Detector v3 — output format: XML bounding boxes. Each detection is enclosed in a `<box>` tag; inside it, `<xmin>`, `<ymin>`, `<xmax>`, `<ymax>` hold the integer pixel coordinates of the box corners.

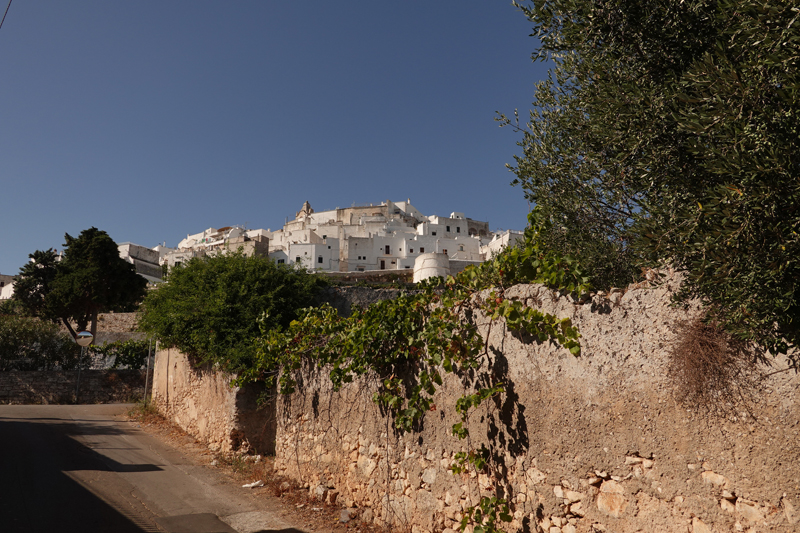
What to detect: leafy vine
<box><xmin>238</xmin><ymin>209</ymin><xmax>589</xmax><ymax>533</ymax></box>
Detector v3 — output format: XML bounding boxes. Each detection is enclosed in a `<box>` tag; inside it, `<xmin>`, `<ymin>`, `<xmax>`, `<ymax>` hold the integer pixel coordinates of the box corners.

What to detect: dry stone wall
<box><xmin>0</xmin><ymin>369</ymin><xmax>150</xmax><ymax>404</ymax></box>
<box><xmin>151</xmin><ymin>348</ymin><xmax>275</xmax><ymax>454</ymax></box>
<box><xmin>274</xmin><ymin>276</ymin><xmax>800</xmax><ymax>533</ymax></box>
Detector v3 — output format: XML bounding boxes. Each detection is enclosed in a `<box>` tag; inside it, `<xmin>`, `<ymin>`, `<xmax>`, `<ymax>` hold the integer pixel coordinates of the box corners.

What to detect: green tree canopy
<box><xmin>13</xmin><ymin>228</ymin><xmax>148</xmax><ymax>339</ymax></box>
<box><xmin>506</xmin><ymin>0</ymin><xmax>800</xmax><ymax>363</ymax></box>
<box><xmin>138</xmin><ymin>251</ymin><xmax>326</xmax><ymax>372</ymax></box>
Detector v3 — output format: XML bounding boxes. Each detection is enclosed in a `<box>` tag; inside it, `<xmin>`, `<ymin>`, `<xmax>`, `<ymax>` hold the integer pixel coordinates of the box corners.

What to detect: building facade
<box><xmin>249</xmin><ymin>200</ymin><xmax>522</xmax><ymax>273</ymax></box>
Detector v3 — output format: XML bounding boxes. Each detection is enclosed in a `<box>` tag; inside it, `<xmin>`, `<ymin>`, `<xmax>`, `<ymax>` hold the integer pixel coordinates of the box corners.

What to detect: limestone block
<box><xmin>596</xmin><ymin>480</ymin><xmax>628</xmax><ymax>518</ymax></box>
<box><xmin>526</xmin><ymin>467</ymin><xmax>547</xmax><ymax>485</ymax></box>
<box><xmin>422</xmin><ymin>467</ymin><xmax>437</xmax><ymax>485</ymax></box>
<box><xmin>327</xmin><ymin>490</ymin><xmax>339</xmax><ymax>505</ymax></box>
<box><xmin>357</xmin><ymin>456</ymin><xmax>377</xmax><ymax>478</ymax></box>
<box><xmin>702</xmin><ymin>471</ymin><xmax>729</xmax><ymax>488</ymax></box>
<box><xmin>735</xmin><ymin>499</ymin><xmax>764</xmax><ymax>523</ymax></box>
<box><xmin>721</xmin><ymin>499</ymin><xmax>735</xmax><ymax>513</ymax></box>
<box><xmin>692</xmin><ymin>517</ymin><xmax>713</xmax><ymax>533</ymax></box>
<box><xmin>783</xmin><ymin>497</ymin><xmax>797</xmax><ymax>525</ymax></box>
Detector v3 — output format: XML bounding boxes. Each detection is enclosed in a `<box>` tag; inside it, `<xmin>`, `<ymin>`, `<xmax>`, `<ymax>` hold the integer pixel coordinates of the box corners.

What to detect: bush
<box><xmin>0</xmin><ymin>315</ymin><xmax>80</xmax><ymax>371</ymax></box>
<box><xmin>88</xmin><ymin>339</ymin><xmax>151</xmax><ymax>369</ymax></box>
<box><xmin>138</xmin><ymin>251</ymin><xmax>326</xmax><ymax>372</ymax></box>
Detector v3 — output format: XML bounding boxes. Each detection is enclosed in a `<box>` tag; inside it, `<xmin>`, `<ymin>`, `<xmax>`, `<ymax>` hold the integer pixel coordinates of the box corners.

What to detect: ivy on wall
<box><xmin>239</xmin><ymin>209</ymin><xmax>589</xmax><ymax>533</ymax></box>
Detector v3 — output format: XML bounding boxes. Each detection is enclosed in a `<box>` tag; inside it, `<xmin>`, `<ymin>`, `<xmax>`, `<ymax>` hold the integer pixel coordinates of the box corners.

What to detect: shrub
<box><xmin>88</xmin><ymin>339</ymin><xmax>151</xmax><ymax>369</ymax></box>
<box><xmin>0</xmin><ymin>315</ymin><xmax>80</xmax><ymax>371</ymax></box>
<box><xmin>138</xmin><ymin>251</ymin><xmax>326</xmax><ymax>372</ymax></box>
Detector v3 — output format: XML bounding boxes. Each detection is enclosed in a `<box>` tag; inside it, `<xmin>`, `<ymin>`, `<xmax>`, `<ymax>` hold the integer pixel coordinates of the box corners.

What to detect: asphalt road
<box><xmin>0</xmin><ymin>404</ymin><xmax>299</xmax><ymax>533</ymax></box>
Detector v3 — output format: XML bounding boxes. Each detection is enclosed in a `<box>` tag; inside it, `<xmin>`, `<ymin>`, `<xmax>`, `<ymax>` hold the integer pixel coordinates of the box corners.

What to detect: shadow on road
<box><xmin>0</xmin><ymin>416</ymin><xmax>162</xmax><ymax>532</ymax></box>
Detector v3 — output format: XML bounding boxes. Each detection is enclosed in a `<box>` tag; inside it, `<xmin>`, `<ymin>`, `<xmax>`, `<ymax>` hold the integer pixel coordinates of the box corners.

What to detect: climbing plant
<box><xmin>240</xmin><ymin>209</ymin><xmax>589</xmax><ymax>533</ymax></box>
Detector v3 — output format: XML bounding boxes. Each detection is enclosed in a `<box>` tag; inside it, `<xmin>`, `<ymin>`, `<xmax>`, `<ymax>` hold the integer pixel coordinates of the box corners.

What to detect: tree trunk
<box><xmin>61</xmin><ymin>317</ymin><xmax>77</xmax><ymax>339</ymax></box>
<box><xmin>89</xmin><ymin>308</ymin><xmax>98</xmax><ymax>343</ymax></box>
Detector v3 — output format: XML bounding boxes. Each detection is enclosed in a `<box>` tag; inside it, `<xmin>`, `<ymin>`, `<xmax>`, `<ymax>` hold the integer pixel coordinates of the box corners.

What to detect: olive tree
<box><xmin>506</xmin><ymin>0</ymin><xmax>800</xmax><ymax>364</ymax></box>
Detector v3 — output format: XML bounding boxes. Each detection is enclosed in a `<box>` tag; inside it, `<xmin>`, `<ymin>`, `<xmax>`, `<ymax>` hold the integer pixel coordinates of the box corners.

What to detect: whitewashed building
<box><xmin>117</xmin><ymin>243</ymin><xmax>164</xmax><ymax>283</ymax></box>
<box><xmin>0</xmin><ymin>274</ymin><xmax>14</xmax><ymax>300</ymax></box>
<box><xmin>252</xmin><ymin>200</ymin><xmax>521</xmax><ymax>273</ymax></box>
<box><xmin>162</xmin><ymin>226</ymin><xmax>269</xmax><ymax>268</ymax></box>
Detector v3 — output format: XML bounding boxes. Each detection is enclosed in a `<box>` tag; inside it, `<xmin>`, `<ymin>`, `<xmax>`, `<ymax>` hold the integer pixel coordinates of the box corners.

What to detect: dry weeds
<box><xmin>668</xmin><ymin>316</ymin><xmax>764</xmax><ymax>418</ymax></box>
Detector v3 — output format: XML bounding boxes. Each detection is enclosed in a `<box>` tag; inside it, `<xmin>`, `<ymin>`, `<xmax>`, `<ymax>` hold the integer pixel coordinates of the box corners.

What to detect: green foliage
<box><xmin>459</xmin><ymin>496</ymin><xmax>512</xmax><ymax>533</ymax></box>
<box><xmin>244</xmin><ymin>244</ymin><xmax>583</xmax><ymax>432</ymax></box>
<box><xmin>88</xmin><ymin>339</ymin><xmax>150</xmax><ymax>369</ymax></box>
<box><xmin>242</xmin><ymin>223</ymin><xmax>585</xmax><ymax>533</ymax></box>
<box><xmin>13</xmin><ymin>249</ymin><xmax>61</xmax><ymax>319</ymax></box>
<box><xmin>139</xmin><ymin>251</ymin><xmax>326</xmax><ymax>372</ymax></box>
<box><xmin>13</xmin><ymin>228</ymin><xmax>147</xmax><ymax>338</ymax></box>
<box><xmin>0</xmin><ymin>298</ymin><xmax>23</xmax><ymax>316</ymax></box>
<box><xmin>505</xmin><ymin>0</ymin><xmax>800</xmax><ymax>363</ymax></box>
<box><xmin>0</xmin><ymin>315</ymin><xmax>80</xmax><ymax>371</ymax></box>
<box><xmin>462</xmin><ymin>209</ymin><xmax>591</xmax><ymax>296</ymax></box>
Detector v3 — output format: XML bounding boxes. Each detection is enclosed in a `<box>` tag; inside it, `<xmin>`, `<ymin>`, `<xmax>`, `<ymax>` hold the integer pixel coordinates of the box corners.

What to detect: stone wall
<box><xmin>321</xmin><ymin>270</ymin><xmax>413</xmax><ymax>284</ymax></box>
<box><xmin>0</xmin><ymin>369</ymin><xmax>151</xmax><ymax>404</ymax></box>
<box><xmin>151</xmin><ymin>348</ymin><xmax>275</xmax><ymax>454</ymax></box>
<box><xmin>316</xmin><ymin>286</ymin><xmax>402</xmax><ymax>317</ymax></box>
<box><xmin>273</xmin><ymin>276</ymin><xmax>800</xmax><ymax>533</ymax></box>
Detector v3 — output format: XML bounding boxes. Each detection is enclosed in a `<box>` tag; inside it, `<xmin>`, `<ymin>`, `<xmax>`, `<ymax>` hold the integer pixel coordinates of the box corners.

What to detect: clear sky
<box><xmin>0</xmin><ymin>1</ymin><xmax>548</xmax><ymax>275</ymax></box>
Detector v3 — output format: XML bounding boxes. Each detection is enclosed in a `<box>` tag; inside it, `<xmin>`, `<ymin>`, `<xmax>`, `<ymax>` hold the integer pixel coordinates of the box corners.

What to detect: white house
<box><xmin>253</xmin><ymin>200</ymin><xmax>518</xmax><ymax>273</ymax></box>
<box><xmin>118</xmin><ymin>243</ymin><xmax>164</xmax><ymax>283</ymax></box>
<box><xmin>0</xmin><ymin>274</ymin><xmax>14</xmax><ymax>300</ymax></box>
<box><xmin>162</xmin><ymin>226</ymin><xmax>269</xmax><ymax>268</ymax></box>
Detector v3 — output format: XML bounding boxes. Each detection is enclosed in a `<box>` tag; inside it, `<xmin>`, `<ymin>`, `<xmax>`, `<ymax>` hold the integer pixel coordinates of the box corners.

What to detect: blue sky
<box><xmin>0</xmin><ymin>1</ymin><xmax>548</xmax><ymax>275</ymax></box>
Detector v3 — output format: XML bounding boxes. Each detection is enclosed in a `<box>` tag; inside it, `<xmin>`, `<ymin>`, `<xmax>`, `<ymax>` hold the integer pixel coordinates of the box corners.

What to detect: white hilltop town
<box><xmin>0</xmin><ymin>200</ymin><xmax>523</xmax><ymax>299</ymax></box>
<box><xmin>160</xmin><ymin>199</ymin><xmax>523</xmax><ymax>276</ymax></box>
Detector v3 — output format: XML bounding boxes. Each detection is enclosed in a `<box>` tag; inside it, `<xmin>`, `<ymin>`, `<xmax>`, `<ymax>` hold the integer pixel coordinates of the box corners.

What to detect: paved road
<box><xmin>0</xmin><ymin>404</ymin><xmax>298</xmax><ymax>533</ymax></box>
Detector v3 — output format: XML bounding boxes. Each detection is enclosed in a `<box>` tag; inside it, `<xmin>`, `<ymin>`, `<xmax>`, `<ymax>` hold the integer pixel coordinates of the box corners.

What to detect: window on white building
<box><xmin>457</xmin><ymin>227</ymin><xmax>460</xmax><ymax>233</ymax></box>
<box><xmin>277</xmin><ymin>259</ymin><xmax>285</xmax><ymax>264</ymax></box>
<box><xmin>385</xmin><ymin>245</ymin><xmax>390</xmax><ymax>254</ymax></box>
<box><xmin>318</xmin><ymin>256</ymin><xmax>323</xmax><ymax>264</ymax></box>
<box><xmin>420</xmin><ymin>247</ymin><xmax>424</xmax><ymax>253</ymax></box>
<box><xmin>446</xmin><ymin>226</ymin><xmax>450</xmax><ymax>232</ymax></box>
<box><xmin>295</xmin><ymin>257</ymin><xmax>301</xmax><ymax>263</ymax></box>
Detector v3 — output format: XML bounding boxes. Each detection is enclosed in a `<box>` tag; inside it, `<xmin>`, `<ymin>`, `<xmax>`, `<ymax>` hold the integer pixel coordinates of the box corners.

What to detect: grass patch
<box><xmin>127</xmin><ymin>399</ymin><xmax>161</xmax><ymax>424</ymax></box>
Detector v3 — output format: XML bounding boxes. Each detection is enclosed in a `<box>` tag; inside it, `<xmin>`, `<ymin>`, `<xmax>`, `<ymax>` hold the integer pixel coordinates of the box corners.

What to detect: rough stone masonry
<box><xmin>272</xmin><ymin>274</ymin><xmax>800</xmax><ymax>533</ymax></box>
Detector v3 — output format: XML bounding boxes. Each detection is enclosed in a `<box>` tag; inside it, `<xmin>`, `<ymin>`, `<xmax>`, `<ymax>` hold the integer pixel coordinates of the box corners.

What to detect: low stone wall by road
<box><xmin>273</xmin><ymin>277</ymin><xmax>800</xmax><ymax>533</ymax></box>
<box><xmin>0</xmin><ymin>369</ymin><xmax>151</xmax><ymax>404</ymax></box>
<box><xmin>146</xmin><ymin>277</ymin><xmax>800</xmax><ymax>533</ymax></box>
<box><xmin>148</xmin><ymin>286</ymin><xmax>404</xmax><ymax>454</ymax></box>
<box><xmin>151</xmin><ymin>348</ymin><xmax>275</xmax><ymax>455</ymax></box>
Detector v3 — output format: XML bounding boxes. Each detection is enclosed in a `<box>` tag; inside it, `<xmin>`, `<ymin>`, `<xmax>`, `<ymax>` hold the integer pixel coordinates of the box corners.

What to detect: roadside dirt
<box><xmin>122</xmin><ymin>404</ymin><xmax>386</xmax><ymax>533</ymax></box>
